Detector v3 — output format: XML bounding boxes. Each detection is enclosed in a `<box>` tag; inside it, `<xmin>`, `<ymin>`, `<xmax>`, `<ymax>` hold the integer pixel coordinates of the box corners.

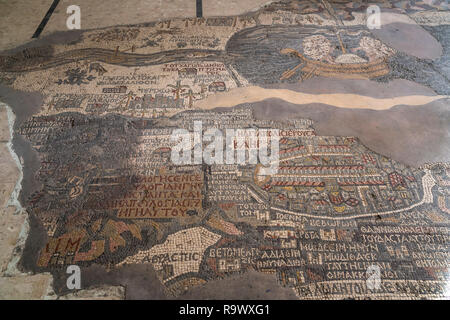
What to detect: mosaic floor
<box><xmin>0</xmin><ymin>0</ymin><xmax>449</xmax><ymax>299</ymax></box>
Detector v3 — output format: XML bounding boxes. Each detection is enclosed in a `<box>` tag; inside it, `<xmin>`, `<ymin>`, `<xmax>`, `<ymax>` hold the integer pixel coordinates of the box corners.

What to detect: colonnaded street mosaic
<box><xmin>0</xmin><ymin>0</ymin><xmax>449</xmax><ymax>299</ymax></box>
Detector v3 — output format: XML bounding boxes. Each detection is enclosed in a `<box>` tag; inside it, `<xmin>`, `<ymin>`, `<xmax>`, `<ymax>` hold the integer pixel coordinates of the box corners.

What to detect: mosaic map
<box><xmin>0</xmin><ymin>0</ymin><xmax>449</xmax><ymax>299</ymax></box>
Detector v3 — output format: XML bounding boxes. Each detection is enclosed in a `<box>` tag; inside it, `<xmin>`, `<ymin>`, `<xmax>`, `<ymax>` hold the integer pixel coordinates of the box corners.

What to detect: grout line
<box><xmin>32</xmin><ymin>0</ymin><xmax>61</xmax><ymax>39</ymax></box>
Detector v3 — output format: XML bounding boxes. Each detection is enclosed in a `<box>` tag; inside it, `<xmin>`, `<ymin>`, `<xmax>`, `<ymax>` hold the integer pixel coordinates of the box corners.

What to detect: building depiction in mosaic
<box><xmin>0</xmin><ymin>0</ymin><xmax>449</xmax><ymax>299</ymax></box>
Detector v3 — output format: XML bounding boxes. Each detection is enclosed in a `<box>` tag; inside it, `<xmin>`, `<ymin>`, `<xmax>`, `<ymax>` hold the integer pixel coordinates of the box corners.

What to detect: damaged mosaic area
<box><xmin>0</xmin><ymin>0</ymin><xmax>449</xmax><ymax>299</ymax></box>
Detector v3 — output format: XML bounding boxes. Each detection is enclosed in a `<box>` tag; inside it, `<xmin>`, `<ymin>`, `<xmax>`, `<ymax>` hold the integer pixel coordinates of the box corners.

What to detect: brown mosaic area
<box><xmin>0</xmin><ymin>0</ymin><xmax>449</xmax><ymax>299</ymax></box>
